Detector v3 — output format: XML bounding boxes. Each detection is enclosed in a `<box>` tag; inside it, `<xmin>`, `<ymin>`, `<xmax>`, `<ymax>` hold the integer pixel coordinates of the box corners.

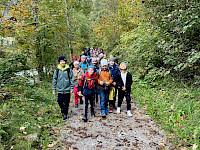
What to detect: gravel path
<box><xmin>49</xmin><ymin>98</ymin><xmax>171</xmax><ymax>150</ymax></box>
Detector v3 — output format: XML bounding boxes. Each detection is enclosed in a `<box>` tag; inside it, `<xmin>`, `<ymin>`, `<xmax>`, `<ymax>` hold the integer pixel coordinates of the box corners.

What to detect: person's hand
<box><xmin>122</xmin><ymin>87</ymin><xmax>126</xmax><ymax>91</ymax></box>
<box><xmin>70</xmin><ymin>90</ymin><xmax>73</xmax><ymax>94</ymax></box>
<box><xmin>106</xmin><ymin>82</ymin><xmax>110</xmax><ymax>86</ymax></box>
<box><xmin>100</xmin><ymin>81</ymin><xmax>104</xmax><ymax>85</ymax></box>
<box><xmin>53</xmin><ymin>91</ymin><xmax>56</xmax><ymax>97</ymax></box>
<box><xmin>113</xmin><ymin>82</ymin><xmax>116</xmax><ymax>86</ymax></box>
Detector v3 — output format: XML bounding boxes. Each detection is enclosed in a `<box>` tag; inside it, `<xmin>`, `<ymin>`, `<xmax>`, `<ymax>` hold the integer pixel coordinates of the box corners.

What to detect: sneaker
<box><xmin>82</xmin><ymin>116</ymin><xmax>88</xmax><ymax>122</ymax></box>
<box><xmin>63</xmin><ymin>115</ymin><xmax>68</xmax><ymax>121</ymax></box>
<box><xmin>102</xmin><ymin>114</ymin><xmax>106</xmax><ymax>118</ymax></box>
<box><xmin>127</xmin><ymin>110</ymin><xmax>132</xmax><ymax>116</ymax></box>
<box><xmin>75</xmin><ymin>104</ymin><xmax>78</xmax><ymax>108</ymax></box>
<box><xmin>109</xmin><ymin>108</ymin><xmax>113</xmax><ymax>113</ymax></box>
<box><xmin>117</xmin><ymin>107</ymin><xmax>120</xmax><ymax>113</ymax></box>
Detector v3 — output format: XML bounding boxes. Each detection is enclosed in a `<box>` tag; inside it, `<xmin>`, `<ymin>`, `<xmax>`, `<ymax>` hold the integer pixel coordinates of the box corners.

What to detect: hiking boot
<box><xmin>102</xmin><ymin>114</ymin><xmax>106</xmax><ymax>118</ymax></box>
<box><xmin>82</xmin><ymin>116</ymin><xmax>88</xmax><ymax>122</ymax></box>
<box><xmin>75</xmin><ymin>104</ymin><xmax>78</xmax><ymax>108</ymax></box>
<box><xmin>91</xmin><ymin>111</ymin><xmax>95</xmax><ymax>117</ymax></box>
<box><xmin>127</xmin><ymin>110</ymin><xmax>132</xmax><ymax>116</ymax></box>
<box><xmin>63</xmin><ymin>114</ymin><xmax>68</xmax><ymax>121</ymax></box>
<box><xmin>117</xmin><ymin>107</ymin><xmax>121</xmax><ymax>113</ymax></box>
<box><xmin>109</xmin><ymin>108</ymin><xmax>113</xmax><ymax>113</ymax></box>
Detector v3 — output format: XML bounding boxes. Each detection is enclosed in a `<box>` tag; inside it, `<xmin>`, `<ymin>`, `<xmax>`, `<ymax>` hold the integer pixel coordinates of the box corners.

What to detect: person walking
<box><xmin>97</xmin><ymin>59</ymin><xmax>113</xmax><ymax>118</ymax></box>
<box><xmin>78</xmin><ymin>66</ymin><xmax>97</xmax><ymax>122</ymax></box>
<box><xmin>116</xmin><ymin>62</ymin><xmax>133</xmax><ymax>116</ymax></box>
<box><xmin>52</xmin><ymin>56</ymin><xmax>74</xmax><ymax>121</ymax></box>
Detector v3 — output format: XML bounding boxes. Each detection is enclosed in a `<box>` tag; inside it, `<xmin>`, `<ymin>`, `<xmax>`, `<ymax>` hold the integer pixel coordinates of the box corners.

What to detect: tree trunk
<box><xmin>33</xmin><ymin>0</ymin><xmax>43</xmax><ymax>81</ymax></box>
<box><xmin>64</xmin><ymin>0</ymin><xmax>73</xmax><ymax>62</ymax></box>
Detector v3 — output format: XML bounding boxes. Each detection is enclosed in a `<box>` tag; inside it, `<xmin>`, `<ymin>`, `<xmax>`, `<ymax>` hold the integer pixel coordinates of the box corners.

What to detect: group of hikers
<box><xmin>52</xmin><ymin>47</ymin><xmax>133</xmax><ymax>122</ymax></box>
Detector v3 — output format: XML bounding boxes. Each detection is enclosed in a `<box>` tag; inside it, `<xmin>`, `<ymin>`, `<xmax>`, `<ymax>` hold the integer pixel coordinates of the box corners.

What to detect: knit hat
<box><xmin>88</xmin><ymin>66</ymin><xmax>94</xmax><ymax>70</ymax></box>
<box><xmin>120</xmin><ymin>62</ymin><xmax>127</xmax><ymax>70</ymax></box>
<box><xmin>99</xmin><ymin>53</ymin><xmax>104</xmax><ymax>57</ymax></box>
<box><xmin>73</xmin><ymin>55</ymin><xmax>77</xmax><ymax>60</ymax></box>
<box><xmin>73</xmin><ymin>61</ymin><xmax>79</xmax><ymax>66</ymax></box>
<box><xmin>101</xmin><ymin>59</ymin><xmax>108</xmax><ymax>67</ymax></box>
<box><xmin>109</xmin><ymin>57</ymin><xmax>115</xmax><ymax>62</ymax></box>
<box><xmin>58</xmin><ymin>56</ymin><xmax>67</xmax><ymax>63</ymax></box>
<box><xmin>81</xmin><ymin>55</ymin><xmax>86</xmax><ymax>59</ymax></box>
<box><xmin>92</xmin><ymin>57</ymin><xmax>97</xmax><ymax>62</ymax></box>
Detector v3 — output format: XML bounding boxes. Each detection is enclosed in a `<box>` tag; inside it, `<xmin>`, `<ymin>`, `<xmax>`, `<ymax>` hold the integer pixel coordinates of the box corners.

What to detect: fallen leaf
<box><xmin>161</xmin><ymin>140</ymin><xmax>167</xmax><ymax>145</ymax></box>
<box><xmin>193</xmin><ymin>143</ymin><xmax>198</xmax><ymax>150</ymax></box>
<box><xmin>23</xmin><ymin>131</ymin><xmax>27</xmax><ymax>135</ymax></box>
<box><xmin>147</xmin><ymin>136</ymin><xmax>151</xmax><ymax>139</ymax></box>
<box><xmin>180</xmin><ymin>147</ymin><xmax>187</xmax><ymax>150</ymax></box>
<box><xmin>47</xmin><ymin>141</ymin><xmax>58</xmax><ymax>148</ymax></box>
<box><xmin>53</xmin><ymin>129</ymin><xmax>60</xmax><ymax>134</ymax></box>
<box><xmin>37</xmin><ymin>117</ymin><xmax>42</xmax><ymax>122</ymax></box>
<box><xmin>19</xmin><ymin>127</ymin><xmax>26</xmax><ymax>132</ymax></box>
<box><xmin>111</xmin><ymin>129</ymin><xmax>115</xmax><ymax>132</ymax></box>
<box><xmin>88</xmin><ymin>124</ymin><xmax>93</xmax><ymax>127</ymax></box>
<box><xmin>159</xmin><ymin>143</ymin><xmax>166</xmax><ymax>149</ymax></box>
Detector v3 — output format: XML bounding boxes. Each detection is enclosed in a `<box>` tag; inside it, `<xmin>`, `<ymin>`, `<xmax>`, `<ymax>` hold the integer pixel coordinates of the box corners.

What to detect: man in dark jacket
<box><xmin>108</xmin><ymin>57</ymin><xmax>120</xmax><ymax>112</ymax></box>
<box><xmin>116</xmin><ymin>62</ymin><xmax>133</xmax><ymax>116</ymax></box>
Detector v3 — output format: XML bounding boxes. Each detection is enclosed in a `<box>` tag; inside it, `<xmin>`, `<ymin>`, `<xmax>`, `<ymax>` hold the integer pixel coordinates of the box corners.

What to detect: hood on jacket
<box><xmin>58</xmin><ymin>64</ymin><xmax>69</xmax><ymax>71</ymax></box>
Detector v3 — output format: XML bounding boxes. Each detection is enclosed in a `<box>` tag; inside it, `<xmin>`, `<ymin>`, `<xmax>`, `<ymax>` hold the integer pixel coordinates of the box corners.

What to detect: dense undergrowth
<box><xmin>0</xmin><ymin>77</ymin><xmax>65</xmax><ymax>150</ymax></box>
<box><xmin>132</xmin><ymin>78</ymin><xmax>200</xmax><ymax>149</ymax></box>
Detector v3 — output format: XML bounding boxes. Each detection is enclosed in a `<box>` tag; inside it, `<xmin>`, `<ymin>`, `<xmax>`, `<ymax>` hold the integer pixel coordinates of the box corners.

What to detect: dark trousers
<box><xmin>84</xmin><ymin>94</ymin><xmax>95</xmax><ymax>118</ymax></box>
<box><xmin>118</xmin><ymin>89</ymin><xmax>131</xmax><ymax>110</ymax></box>
<box><xmin>57</xmin><ymin>93</ymin><xmax>70</xmax><ymax>116</ymax></box>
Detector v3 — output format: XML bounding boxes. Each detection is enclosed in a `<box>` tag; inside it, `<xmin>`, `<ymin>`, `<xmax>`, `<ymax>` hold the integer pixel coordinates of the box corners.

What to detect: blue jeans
<box><xmin>99</xmin><ymin>90</ymin><xmax>109</xmax><ymax>115</ymax></box>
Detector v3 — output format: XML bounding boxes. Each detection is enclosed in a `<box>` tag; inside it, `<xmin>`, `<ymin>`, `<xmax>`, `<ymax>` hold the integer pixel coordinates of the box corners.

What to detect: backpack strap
<box><xmin>56</xmin><ymin>68</ymin><xmax>59</xmax><ymax>85</ymax></box>
<box><xmin>56</xmin><ymin>68</ymin><xmax>71</xmax><ymax>84</ymax></box>
<box><xmin>67</xmin><ymin>68</ymin><xmax>71</xmax><ymax>83</ymax></box>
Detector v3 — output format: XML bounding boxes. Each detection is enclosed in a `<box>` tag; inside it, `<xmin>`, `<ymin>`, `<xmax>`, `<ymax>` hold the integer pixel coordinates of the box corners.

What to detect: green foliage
<box><xmin>0</xmin><ymin>79</ymin><xmax>64</xmax><ymax>149</ymax></box>
<box><xmin>132</xmin><ymin>79</ymin><xmax>200</xmax><ymax>149</ymax></box>
<box><xmin>144</xmin><ymin>0</ymin><xmax>200</xmax><ymax>79</ymax></box>
<box><xmin>0</xmin><ymin>53</ymin><xmax>29</xmax><ymax>83</ymax></box>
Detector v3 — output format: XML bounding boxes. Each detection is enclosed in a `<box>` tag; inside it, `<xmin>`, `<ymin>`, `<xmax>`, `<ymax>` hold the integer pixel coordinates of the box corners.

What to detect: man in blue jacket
<box><xmin>108</xmin><ymin>57</ymin><xmax>120</xmax><ymax>112</ymax></box>
<box><xmin>52</xmin><ymin>56</ymin><xmax>74</xmax><ymax>120</ymax></box>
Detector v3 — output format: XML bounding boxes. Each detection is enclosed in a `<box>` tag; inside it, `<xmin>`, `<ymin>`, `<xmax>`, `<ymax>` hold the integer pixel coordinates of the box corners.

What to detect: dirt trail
<box><xmin>50</xmin><ymin>99</ymin><xmax>171</xmax><ymax>150</ymax></box>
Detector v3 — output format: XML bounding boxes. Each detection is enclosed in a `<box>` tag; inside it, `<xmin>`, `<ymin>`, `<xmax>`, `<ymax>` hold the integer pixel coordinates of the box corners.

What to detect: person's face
<box><xmin>60</xmin><ymin>60</ymin><xmax>66</xmax><ymax>67</ymax></box>
<box><xmin>102</xmin><ymin>65</ymin><xmax>108</xmax><ymax>70</ymax></box>
<box><xmin>81</xmin><ymin>58</ymin><xmax>86</xmax><ymax>62</ymax></box>
<box><xmin>120</xmin><ymin>64</ymin><xmax>127</xmax><ymax>70</ymax></box>
<box><xmin>109</xmin><ymin>61</ymin><xmax>114</xmax><ymax>66</ymax></box>
<box><xmin>92</xmin><ymin>61</ymin><xmax>97</xmax><ymax>65</ymax></box>
<box><xmin>74</xmin><ymin>64</ymin><xmax>79</xmax><ymax>69</ymax></box>
<box><xmin>103</xmin><ymin>54</ymin><xmax>107</xmax><ymax>59</ymax></box>
<box><xmin>88</xmin><ymin>68</ymin><xmax>94</xmax><ymax>75</ymax></box>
